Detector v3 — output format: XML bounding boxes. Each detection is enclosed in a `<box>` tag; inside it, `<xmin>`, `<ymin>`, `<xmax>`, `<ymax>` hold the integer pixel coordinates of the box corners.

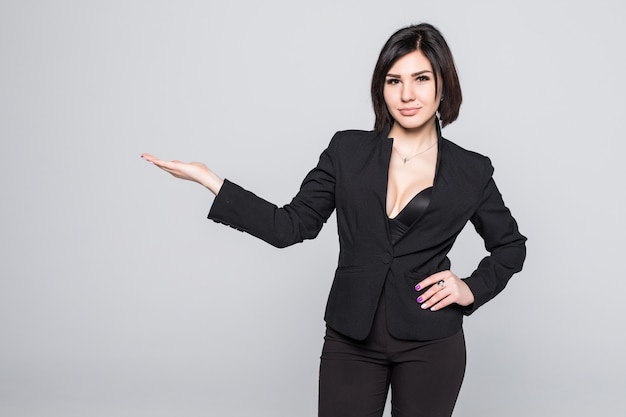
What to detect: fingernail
<box><xmin>417</xmin><ymin>297</ymin><xmax>423</xmax><ymax>303</ymax></box>
<box><xmin>421</xmin><ymin>303</ymin><xmax>428</xmax><ymax>309</ymax></box>
<box><xmin>415</xmin><ymin>284</ymin><xmax>421</xmax><ymax>291</ymax></box>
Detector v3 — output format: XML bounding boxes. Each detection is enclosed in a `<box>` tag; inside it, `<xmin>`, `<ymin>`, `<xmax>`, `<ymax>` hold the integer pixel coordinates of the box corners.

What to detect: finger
<box><xmin>152</xmin><ymin>159</ymin><xmax>180</xmax><ymax>171</ymax></box>
<box><xmin>416</xmin><ymin>281</ymin><xmax>447</xmax><ymax>306</ymax></box>
<box><xmin>141</xmin><ymin>153</ymin><xmax>159</xmax><ymax>163</ymax></box>
<box><xmin>142</xmin><ymin>154</ymin><xmax>174</xmax><ymax>170</ymax></box>
<box><xmin>429</xmin><ymin>295</ymin><xmax>454</xmax><ymax>311</ymax></box>
<box><xmin>415</xmin><ymin>277</ymin><xmax>436</xmax><ymax>292</ymax></box>
<box><xmin>415</xmin><ymin>270</ymin><xmax>449</xmax><ymax>291</ymax></box>
<box><xmin>420</xmin><ymin>288</ymin><xmax>450</xmax><ymax>310</ymax></box>
<box><xmin>158</xmin><ymin>166</ymin><xmax>178</xmax><ymax>176</ymax></box>
<box><xmin>416</xmin><ymin>272</ymin><xmax>448</xmax><ymax>295</ymax></box>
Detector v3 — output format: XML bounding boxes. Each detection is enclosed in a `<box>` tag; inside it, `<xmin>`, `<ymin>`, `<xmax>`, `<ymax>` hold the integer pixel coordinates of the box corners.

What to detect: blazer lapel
<box><xmin>376</xmin><ymin>128</ymin><xmax>394</xmax><ymax>243</ymax></box>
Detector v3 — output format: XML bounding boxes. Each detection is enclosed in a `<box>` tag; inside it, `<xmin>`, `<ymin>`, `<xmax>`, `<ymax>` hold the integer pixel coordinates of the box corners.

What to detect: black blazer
<box><xmin>208</xmin><ymin>126</ymin><xmax>526</xmax><ymax>341</ymax></box>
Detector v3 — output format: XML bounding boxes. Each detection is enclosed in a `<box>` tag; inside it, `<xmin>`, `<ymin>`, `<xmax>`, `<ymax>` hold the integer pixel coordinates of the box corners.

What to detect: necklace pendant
<box><xmin>403</xmin><ymin>158</ymin><xmax>408</xmax><ymax>164</ymax></box>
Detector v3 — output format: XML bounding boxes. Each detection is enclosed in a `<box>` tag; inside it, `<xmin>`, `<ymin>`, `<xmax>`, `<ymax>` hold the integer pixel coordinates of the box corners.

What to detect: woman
<box><xmin>142</xmin><ymin>23</ymin><xmax>526</xmax><ymax>417</ymax></box>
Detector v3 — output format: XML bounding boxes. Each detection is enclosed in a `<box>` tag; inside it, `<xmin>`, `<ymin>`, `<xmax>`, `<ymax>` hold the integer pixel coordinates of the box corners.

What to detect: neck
<box><xmin>388</xmin><ymin>116</ymin><xmax>439</xmax><ymax>151</ymax></box>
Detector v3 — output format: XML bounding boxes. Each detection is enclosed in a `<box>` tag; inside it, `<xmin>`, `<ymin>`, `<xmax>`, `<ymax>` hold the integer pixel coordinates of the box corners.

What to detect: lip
<box><xmin>399</xmin><ymin>107</ymin><xmax>420</xmax><ymax>116</ymax></box>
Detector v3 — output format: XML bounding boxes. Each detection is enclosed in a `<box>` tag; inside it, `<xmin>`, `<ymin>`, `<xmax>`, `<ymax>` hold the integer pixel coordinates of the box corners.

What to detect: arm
<box><xmin>207</xmin><ymin>139</ymin><xmax>337</xmax><ymax>248</ymax></box>
<box><xmin>141</xmin><ymin>136</ymin><xmax>338</xmax><ymax>248</ymax></box>
<box><xmin>461</xmin><ymin>174</ymin><xmax>527</xmax><ymax>314</ymax></box>
<box><xmin>415</xmin><ymin>160</ymin><xmax>527</xmax><ymax>313</ymax></box>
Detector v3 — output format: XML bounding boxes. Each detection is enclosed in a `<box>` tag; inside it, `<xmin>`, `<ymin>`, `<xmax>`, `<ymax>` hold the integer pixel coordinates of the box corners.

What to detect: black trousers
<box><xmin>318</xmin><ymin>293</ymin><xmax>466</xmax><ymax>417</ymax></box>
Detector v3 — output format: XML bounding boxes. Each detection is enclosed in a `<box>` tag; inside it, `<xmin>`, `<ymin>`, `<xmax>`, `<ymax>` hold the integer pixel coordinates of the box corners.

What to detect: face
<box><xmin>383</xmin><ymin>49</ymin><xmax>441</xmax><ymax>133</ymax></box>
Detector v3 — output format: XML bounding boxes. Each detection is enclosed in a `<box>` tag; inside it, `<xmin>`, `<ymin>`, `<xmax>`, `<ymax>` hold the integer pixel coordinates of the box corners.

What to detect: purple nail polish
<box><xmin>415</xmin><ymin>284</ymin><xmax>421</xmax><ymax>291</ymax></box>
<box><xmin>417</xmin><ymin>297</ymin><xmax>423</xmax><ymax>303</ymax></box>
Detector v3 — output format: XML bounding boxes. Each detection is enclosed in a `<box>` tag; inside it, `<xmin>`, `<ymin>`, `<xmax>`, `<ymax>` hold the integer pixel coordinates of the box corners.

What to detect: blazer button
<box><xmin>381</xmin><ymin>252</ymin><xmax>392</xmax><ymax>264</ymax></box>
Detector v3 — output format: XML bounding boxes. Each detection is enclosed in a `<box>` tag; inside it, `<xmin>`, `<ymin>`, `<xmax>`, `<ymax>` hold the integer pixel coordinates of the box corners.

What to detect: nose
<box><xmin>401</xmin><ymin>83</ymin><xmax>415</xmax><ymax>102</ymax></box>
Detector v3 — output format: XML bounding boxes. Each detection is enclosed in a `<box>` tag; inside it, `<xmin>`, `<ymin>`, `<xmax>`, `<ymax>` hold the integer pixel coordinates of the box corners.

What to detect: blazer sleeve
<box><xmin>207</xmin><ymin>135</ymin><xmax>338</xmax><ymax>248</ymax></box>
<box><xmin>462</xmin><ymin>160</ymin><xmax>527</xmax><ymax>314</ymax></box>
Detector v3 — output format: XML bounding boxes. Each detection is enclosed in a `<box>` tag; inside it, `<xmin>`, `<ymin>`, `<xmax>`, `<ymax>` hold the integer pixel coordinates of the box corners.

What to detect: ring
<box><xmin>437</xmin><ymin>280</ymin><xmax>445</xmax><ymax>288</ymax></box>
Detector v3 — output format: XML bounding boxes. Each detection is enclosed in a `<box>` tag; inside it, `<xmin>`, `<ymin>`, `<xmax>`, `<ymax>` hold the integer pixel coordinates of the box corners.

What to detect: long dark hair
<box><xmin>371</xmin><ymin>23</ymin><xmax>462</xmax><ymax>131</ymax></box>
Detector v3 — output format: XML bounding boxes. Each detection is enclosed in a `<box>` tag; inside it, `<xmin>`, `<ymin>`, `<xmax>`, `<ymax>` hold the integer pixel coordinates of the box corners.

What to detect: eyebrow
<box><xmin>386</xmin><ymin>70</ymin><xmax>433</xmax><ymax>78</ymax></box>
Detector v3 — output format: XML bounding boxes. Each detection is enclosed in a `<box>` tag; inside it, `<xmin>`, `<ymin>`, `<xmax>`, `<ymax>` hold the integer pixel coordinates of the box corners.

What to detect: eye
<box><xmin>416</xmin><ymin>75</ymin><xmax>430</xmax><ymax>82</ymax></box>
<box><xmin>385</xmin><ymin>78</ymin><xmax>400</xmax><ymax>85</ymax></box>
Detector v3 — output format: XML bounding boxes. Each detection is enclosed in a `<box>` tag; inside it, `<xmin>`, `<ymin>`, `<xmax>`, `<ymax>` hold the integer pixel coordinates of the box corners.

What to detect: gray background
<box><xmin>1</xmin><ymin>0</ymin><xmax>625</xmax><ymax>416</ymax></box>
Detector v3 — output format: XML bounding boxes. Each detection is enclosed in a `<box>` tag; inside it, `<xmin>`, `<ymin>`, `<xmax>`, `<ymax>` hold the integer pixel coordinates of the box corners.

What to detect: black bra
<box><xmin>388</xmin><ymin>186</ymin><xmax>433</xmax><ymax>244</ymax></box>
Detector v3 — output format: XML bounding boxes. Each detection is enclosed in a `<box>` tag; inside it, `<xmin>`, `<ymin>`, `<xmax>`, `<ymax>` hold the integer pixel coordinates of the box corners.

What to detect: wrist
<box><xmin>201</xmin><ymin>171</ymin><xmax>224</xmax><ymax>195</ymax></box>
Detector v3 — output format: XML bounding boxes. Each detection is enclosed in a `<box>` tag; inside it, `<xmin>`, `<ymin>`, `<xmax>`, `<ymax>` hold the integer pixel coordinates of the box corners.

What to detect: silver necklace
<box><xmin>395</xmin><ymin>141</ymin><xmax>437</xmax><ymax>164</ymax></box>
